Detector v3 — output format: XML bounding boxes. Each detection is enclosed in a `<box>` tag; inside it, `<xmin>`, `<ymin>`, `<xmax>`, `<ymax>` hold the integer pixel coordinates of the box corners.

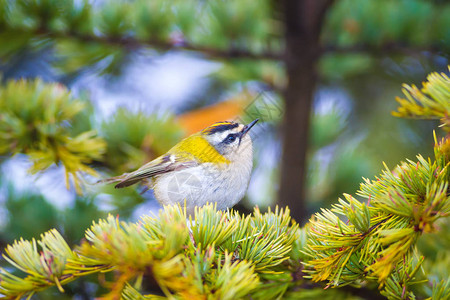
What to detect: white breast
<box><xmin>153</xmin><ymin>150</ymin><xmax>253</xmax><ymax>214</ymax></box>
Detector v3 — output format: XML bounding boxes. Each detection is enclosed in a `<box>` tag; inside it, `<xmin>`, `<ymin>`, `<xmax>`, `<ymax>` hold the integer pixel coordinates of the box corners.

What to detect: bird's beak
<box><xmin>241</xmin><ymin>119</ymin><xmax>259</xmax><ymax>136</ymax></box>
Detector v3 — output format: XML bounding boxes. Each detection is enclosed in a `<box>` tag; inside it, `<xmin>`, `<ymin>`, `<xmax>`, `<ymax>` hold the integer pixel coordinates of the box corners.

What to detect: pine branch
<box><xmin>297</xmin><ymin>72</ymin><xmax>448</xmax><ymax>298</ymax></box>
<box><xmin>0</xmin><ymin>78</ymin><xmax>106</xmax><ymax>193</ymax></box>
<box><xmin>0</xmin><ymin>205</ymin><xmax>299</xmax><ymax>299</ymax></box>
<box><xmin>0</xmin><ymin>230</ymin><xmax>84</xmax><ymax>299</ymax></box>
<box><xmin>302</xmin><ymin>135</ymin><xmax>450</xmax><ymax>298</ymax></box>
<box><xmin>1</xmin><ymin>0</ymin><xmax>447</xmax><ymax>71</ymax></box>
<box><xmin>392</xmin><ymin>68</ymin><xmax>450</xmax><ymax>132</ymax></box>
<box><xmin>301</xmin><ymin>65</ymin><xmax>450</xmax><ymax>296</ymax></box>
<box><xmin>0</xmin><ymin>81</ymin><xmax>182</xmax><ymax>195</ymax></box>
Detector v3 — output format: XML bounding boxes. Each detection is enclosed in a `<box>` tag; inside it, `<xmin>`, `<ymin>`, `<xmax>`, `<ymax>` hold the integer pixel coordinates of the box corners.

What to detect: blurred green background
<box><xmin>0</xmin><ymin>0</ymin><xmax>448</xmax><ymax>298</ymax></box>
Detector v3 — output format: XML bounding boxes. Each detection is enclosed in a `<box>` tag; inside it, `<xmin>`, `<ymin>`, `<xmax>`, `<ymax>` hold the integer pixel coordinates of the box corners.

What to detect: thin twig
<box><xmin>27</xmin><ymin>28</ymin><xmax>448</xmax><ymax>61</ymax></box>
<box><xmin>322</xmin><ymin>43</ymin><xmax>445</xmax><ymax>56</ymax></box>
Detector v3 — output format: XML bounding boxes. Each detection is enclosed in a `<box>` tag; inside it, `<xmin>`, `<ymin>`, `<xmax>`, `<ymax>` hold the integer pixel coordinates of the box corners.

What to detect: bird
<box><xmin>98</xmin><ymin>119</ymin><xmax>259</xmax><ymax>213</ymax></box>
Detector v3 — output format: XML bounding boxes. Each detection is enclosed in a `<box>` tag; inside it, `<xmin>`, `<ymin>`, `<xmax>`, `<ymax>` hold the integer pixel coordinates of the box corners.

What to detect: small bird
<box><xmin>99</xmin><ymin>119</ymin><xmax>258</xmax><ymax>213</ymax></box>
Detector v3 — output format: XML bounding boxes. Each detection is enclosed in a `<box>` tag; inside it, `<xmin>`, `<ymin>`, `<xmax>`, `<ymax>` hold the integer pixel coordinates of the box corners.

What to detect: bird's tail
<box><xmin>96</xmin><ymin>173</ymin><xmax>127</xmax><ymax>186</ymax></box>
<box><xmin>96</xmin><ymin>173</ymin><xmax>144</xmax><ymax>189</ymax></box>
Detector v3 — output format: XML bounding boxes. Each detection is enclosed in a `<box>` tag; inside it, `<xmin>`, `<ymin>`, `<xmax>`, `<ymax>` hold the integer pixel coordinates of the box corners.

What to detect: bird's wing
<box><xmin>98</xmin><ymin>154</ymin><xmax>198</xmax><ymax>188</ymax></box>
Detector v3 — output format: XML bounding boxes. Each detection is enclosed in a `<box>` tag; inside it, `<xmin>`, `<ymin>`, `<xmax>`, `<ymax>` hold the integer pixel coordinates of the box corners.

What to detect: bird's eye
<box><xmin>224</xmin><ymin>134</ymin><xmax>237</xmax><ymax>144</ymax></box>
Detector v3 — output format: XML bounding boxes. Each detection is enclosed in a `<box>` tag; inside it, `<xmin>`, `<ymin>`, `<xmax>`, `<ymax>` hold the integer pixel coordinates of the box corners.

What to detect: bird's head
<box><xmin>201</xmin><ymin>119</ymin><xmax>259</xmax><ymax>161</ymax></box>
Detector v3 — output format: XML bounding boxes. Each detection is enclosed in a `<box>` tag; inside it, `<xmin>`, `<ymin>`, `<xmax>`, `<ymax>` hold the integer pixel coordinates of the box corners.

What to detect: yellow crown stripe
<box><xmin>201</xmin><ymin>121</ymin><xmax>236</xmax><ymax>134</ymax></box>
<box><xmin>211</xmin><ymin>121</ymin><xmax>234</xmax><ymax>126</ymax></box>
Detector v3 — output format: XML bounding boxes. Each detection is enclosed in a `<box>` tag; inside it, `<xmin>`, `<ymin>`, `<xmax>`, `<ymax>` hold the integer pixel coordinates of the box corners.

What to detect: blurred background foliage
<box><xmin>0</xmin><ymin>0</ymin><xmax>448</xmax><ymax>298</ymax></box>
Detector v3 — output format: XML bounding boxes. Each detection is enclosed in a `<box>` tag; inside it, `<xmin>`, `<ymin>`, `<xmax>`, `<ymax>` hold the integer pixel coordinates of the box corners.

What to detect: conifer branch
<box><xmin>0</xmin><ymin>0</ymin><xmax>447</xmax><ymax>72</ymax></box>
<box><xmin>0</xmin><ymin>205</ymin><xmax>299</xmax><ymax>299</ymax></box>
<box><xmin>0</xmin><ymin>78</ymin><xmax>106</xmax><ymax>193</ymax></box>
<box><xmin>301</xmin><ymin>132</ymin><xmax>450</xmax><ymax>299</ymax></box>
<box><xmin>392</xmin><ymin>68</ymin><xmax>450</xmax><ymax>132</ymax></box>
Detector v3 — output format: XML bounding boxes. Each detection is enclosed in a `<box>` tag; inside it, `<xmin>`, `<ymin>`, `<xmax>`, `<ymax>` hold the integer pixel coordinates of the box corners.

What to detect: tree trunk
<box><xmin>278</xmin><ymin>0</ymin><xmax>334</xmax><ymax>224</ymax></box>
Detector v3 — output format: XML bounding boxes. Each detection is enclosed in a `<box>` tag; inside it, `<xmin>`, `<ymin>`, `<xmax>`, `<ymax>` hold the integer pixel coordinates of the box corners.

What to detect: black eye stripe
<box><xmin>223</xmin><ymin>133</ymin><xmax>238</xmax><ymax>144</ymax></box>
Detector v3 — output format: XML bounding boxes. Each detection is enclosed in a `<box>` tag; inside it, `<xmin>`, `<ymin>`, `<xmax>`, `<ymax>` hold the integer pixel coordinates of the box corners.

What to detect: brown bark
<box><xmin>278</xmin><ymin>0</ymin><xmax>334</xmax><ymax>224</ymax></box>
